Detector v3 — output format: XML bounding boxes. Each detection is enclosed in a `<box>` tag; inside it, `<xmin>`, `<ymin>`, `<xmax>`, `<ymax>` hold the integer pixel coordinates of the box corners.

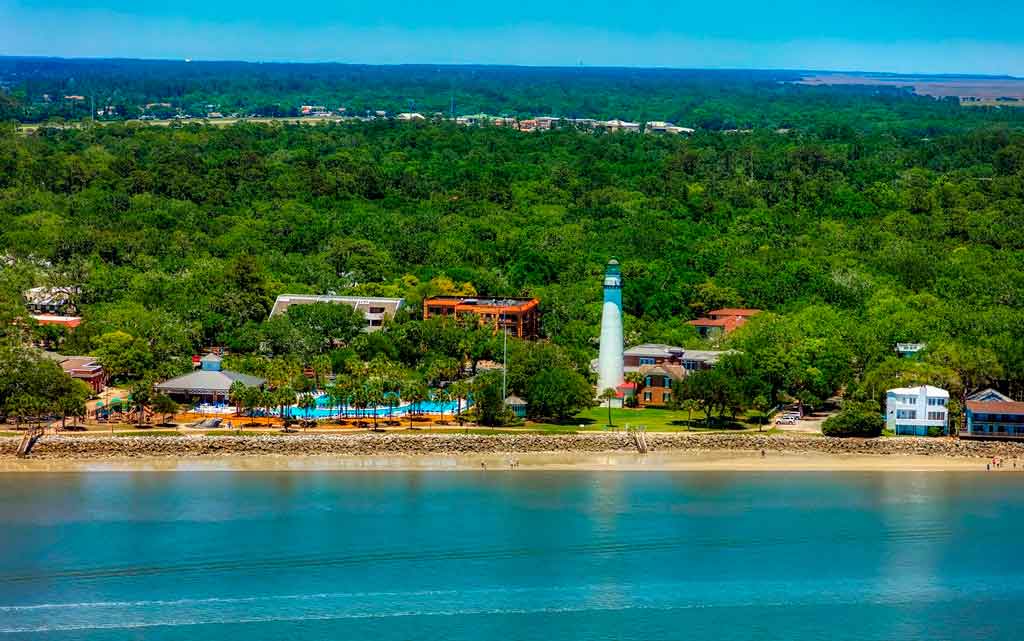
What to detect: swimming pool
<box><xmin>280</xmin><ymin>395</ymin><xmax>471</xmax><ymax>419</ymax></box>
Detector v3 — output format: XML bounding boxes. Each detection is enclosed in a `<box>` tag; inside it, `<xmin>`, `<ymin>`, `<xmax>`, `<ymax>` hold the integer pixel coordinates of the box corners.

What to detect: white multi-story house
<box><xmin>886</xmin><ymin>385</ymin><xmax>949</xmax><ymax>436</ymax></box>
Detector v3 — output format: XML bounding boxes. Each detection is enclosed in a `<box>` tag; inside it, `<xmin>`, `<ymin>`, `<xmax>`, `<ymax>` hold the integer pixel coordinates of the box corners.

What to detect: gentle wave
<box><xmin>0</xmin><ymin>524</ymin><xmax>955</xmax><ymax>585</ymax></box>
<box><xmin>1</xmin><ymin>577</ymin><xmax>1016</xmax><ymax>634</ymax></box>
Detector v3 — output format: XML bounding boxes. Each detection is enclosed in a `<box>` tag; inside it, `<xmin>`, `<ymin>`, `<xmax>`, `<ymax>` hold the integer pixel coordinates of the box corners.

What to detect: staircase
<box><xmin>16</xmin><ymin>427</ymin><xmax>44</xmax><ymax>458</ymax></box>
<box><xmin>628</xmin><ymin>427</ymin><xmax>649</xmax><ymax>454</ymax></box>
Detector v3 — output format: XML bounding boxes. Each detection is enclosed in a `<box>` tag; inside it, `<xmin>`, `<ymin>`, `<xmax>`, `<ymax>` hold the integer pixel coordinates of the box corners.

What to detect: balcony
<box><xmin>959</xmin><ymin>430</ymin><xmax>1024</xmax><ymax>441</ymax></box>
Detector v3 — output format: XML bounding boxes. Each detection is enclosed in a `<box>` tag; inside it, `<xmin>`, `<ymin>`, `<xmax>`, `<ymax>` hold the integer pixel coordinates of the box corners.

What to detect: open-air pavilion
<box><xmin>154</xmin><ymin>354</ymin><xmax>265</xmax><ymax>404</ymax></box>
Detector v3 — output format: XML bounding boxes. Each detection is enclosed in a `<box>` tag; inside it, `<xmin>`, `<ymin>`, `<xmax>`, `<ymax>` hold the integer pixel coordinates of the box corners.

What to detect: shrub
<box><xmin>822</xmin><ymin>404</ymin><xmax>884</xmax><ymax>438</ymax></box>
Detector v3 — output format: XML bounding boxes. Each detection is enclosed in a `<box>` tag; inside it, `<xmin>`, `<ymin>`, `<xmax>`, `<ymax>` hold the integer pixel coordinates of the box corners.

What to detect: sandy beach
<box><xmin>4</xmin><ymin>432</ymin><xmax>1022</xmax><ymax>473</ymax></box>
<box><xmin>0</xmin><ymin>449</ymin><xmax>1009</xmax><ymax>473</ymax></box>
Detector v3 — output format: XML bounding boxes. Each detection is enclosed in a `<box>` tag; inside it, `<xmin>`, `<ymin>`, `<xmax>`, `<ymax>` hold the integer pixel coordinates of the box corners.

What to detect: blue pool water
<box><xmin>281</xmin><ymin>395</ymin><xmax>469</xmax><ymax>418</ymax></box>
<box><xmin>1</xmin><ymin>472</ymin><xmax>1022</xmax><ymax>639</ymax></box>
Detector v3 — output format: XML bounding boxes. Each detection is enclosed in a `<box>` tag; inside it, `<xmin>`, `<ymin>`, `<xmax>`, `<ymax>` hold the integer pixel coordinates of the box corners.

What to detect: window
<box><xmin>428</xmin><ymin>307</ymin><xmax>442</xmax><ymax>316</ymax></box>
<box><xmin>927</xmin><ymin>397</ymin><xmax>947</xmax><ymax>407</ymax></box>
<box><xmin>896</xmin><ymin>409</ymin><xmax>917</xmax><ymax>419</ymax></box>
<box><xmin>663</xmin><ymin>376</ymin><xmax>671</xmax><ymax>388</ymax></box>
<box><xmin>368</xmin><ymin>319</ymin><xmax>382</xmax><ymax>327</ymax></box>
<box><xmin>645</xmin><ymin>376</ymin><xmax>652</xmax><ymax>387</ymax></box>
<box><xmin>927</xmin><ymin>411</ymin><xmax>946</xmax><ymax>421</ymax></box>
<box><xmin>643</xmin><ymin>391</ymin><xmax>652</xmax><ymax>402</ymax></box>
<box><xmin>639</xmin><ymin>357</ymin><xmax>655</xmax><ymax>365</ymax></box>
<box><xmin>368</xmin><ymin>306</ymin><xmax>385</xmax><ymax>314</ymax></box>
<box><xmin>662</xmin><ymin>392</ymin><xmax>671</xmax><ymax>403</ymax></box>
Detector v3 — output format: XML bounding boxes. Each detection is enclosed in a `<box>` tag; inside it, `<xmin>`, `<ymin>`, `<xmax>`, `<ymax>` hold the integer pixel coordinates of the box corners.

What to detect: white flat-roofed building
<box><xmin>269</xmin><ymin>295</ymin><xmax>405</xmax><ymax>331</ymax></box>
<box><xmin>645</xmin><ymin>121</ymin><xmax>695</xmax><ymax>135</ymax></box>
<box><xmin>886</xmin><ymin>385</ymin><xmax>949</xmax><ymax>436</ymax></box>
<box><xmin>600</xmin><ymin>119</ymin><xmax>641</xmax><ymax>133</ymax></box>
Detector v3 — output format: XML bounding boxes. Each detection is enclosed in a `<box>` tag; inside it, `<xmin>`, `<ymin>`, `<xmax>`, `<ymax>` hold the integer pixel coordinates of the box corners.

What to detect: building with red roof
<box><xmin>687</xmin><ymin>308</ymin><xmax>761</xmax><ymax>338</ymax></box>
<box><xmin>964</xmin><ymin>398</ymin><xmax>1024</xmax><ymax>440</ymax></box>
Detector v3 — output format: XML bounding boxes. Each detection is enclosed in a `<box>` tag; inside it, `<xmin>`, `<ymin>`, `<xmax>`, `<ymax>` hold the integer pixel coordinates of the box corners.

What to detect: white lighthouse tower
<box><xmin>596</xmin><ymin>259</ymin><xmax>624</xmax><ymax>404</ymax></box>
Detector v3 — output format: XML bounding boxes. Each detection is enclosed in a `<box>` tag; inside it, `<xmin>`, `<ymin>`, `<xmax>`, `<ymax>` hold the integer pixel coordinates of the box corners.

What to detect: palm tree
<box><xmin>333</xmin><ymin>377</ymin><xmax>351</xmax><ymax>421</ymax></box>
<box><xmin>228</xmin><ymin>381</ymin><xmax>247</xmax><ymax>417</ymax></box>
<box><xmin>276</xmin><ymin>385</ymin><xmax>296</xmax><ymax>431</ymax></box>
<box><xmin>311</xmin><ymin>354</ymin><xmax>332</xmax><ymax>390</ymax></box>
<box><xmin>599</xmin><ymin>388</ymin><xmax>618</xmax><ymax>427</ymax></box>
<box><xmin>129</xmin><ymin>379</ymin><xmax>152</xmax><ymax>428</ymax></box>
<box><xmin>365</xmin><ymin>382</ymin><xmax>385</xmax><ymax>430</ymax></box>
<box><xmin>350</xmin><ymin>384</ymin><xmax>370</xmax><ymax>428</ymax></box>
<box><xmin>625</xmin><ymin>372</ymin><xmax>645</xmax><ymax>406</ymax></box>
<box><xmin>450</xmin><ymin>381</ymin><xmax>468</xmax><ymax>426</ymax></box>
<box><xmin>297</xmin><ymin>393</ymin><xmax>318</xmax><ymax>429</ymax></box>
<box><xmin>431</xmin><ymin>388</ymin><xmax>449</xmax><ymax>425</ymax></box>
<box><xmin>404</xmin><ymin>379</ymin><xmax>428</xmax><ymax>428</ymax></box>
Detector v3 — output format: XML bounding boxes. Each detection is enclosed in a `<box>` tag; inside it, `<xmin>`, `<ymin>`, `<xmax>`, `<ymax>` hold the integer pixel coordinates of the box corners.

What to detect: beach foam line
<box><xmin>2</xmin><ymin>578</ymin><xmax>1017</xmax><ymax>634</ymax></box>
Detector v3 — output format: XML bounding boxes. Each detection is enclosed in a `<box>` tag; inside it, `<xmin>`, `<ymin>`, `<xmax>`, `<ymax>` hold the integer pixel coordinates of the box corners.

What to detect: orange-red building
<box><xmin>688</xmin><ymin>308</ymin><xmax>761</xmax><ymax>338</ymax></box>
<box><xmin>423</xmin><ymin>297</ymin><xmax>540</xmax><ymax>339</ymax></box>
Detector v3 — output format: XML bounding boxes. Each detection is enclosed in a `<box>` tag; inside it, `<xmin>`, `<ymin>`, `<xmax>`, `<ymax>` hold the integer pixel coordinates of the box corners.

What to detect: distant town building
<box><xmin>423</xmin><ymin>297</ymin><xmax>540</xmax><ymax>339</ymax></box>
<box><xmin>600</xmin><ymin>119</ymin><xmax>641</xmax><ymax>133</ymax></box>
<box><xmin>895</xmin><ymin>342</ymin><xmax>926</xmax><ymax>358</ymax></box>
<box><xmin>886</xmin><ymin>385</ymin><xmax>949</xmax><ymax>436</ymax></box>
<box><xmin>300</xmin><ymin>105</ymin><xmax>329</xmax><ymax>116</ymax></box>
<box><xmin>269</xmin><ymin>295</ymin><xmax>405</xmax><ymax>331</ymax></box>
<box><xmin>154</xmin><ymin>354</ymin><xmax>265</xmax><ymax>403</ymax></box>
<box><xmin>396</xmin><ymin>112</ymin><xmax>425</xmax><ymax>121</ymax></box>
<box><xmin>687</xmin><ymin>308</ymin><xmax>761</xmax><ymax>338</ymax></box>
<box><xmin>645</xmin><ymin>121</ymin><xmax>695</xmax><ymax>134</ymax></box>
<box><xmin>23</xmin><ymin>286</ymin><xmax>78</xmax><ymax>315</ymax></box>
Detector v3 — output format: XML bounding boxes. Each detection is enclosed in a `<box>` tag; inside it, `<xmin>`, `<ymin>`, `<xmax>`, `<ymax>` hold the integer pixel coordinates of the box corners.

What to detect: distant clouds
<box><xmin>2</xmin><ymin>1</ymin><xmax>1023</xmax><ymax>75</ymax></box>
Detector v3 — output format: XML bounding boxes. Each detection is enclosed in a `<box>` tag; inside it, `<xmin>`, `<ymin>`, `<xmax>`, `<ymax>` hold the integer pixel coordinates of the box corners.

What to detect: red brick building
<box><xmin>423</xmin><ymin>297</ymin><xmax>540</xmax><ymax>339</ymax></box>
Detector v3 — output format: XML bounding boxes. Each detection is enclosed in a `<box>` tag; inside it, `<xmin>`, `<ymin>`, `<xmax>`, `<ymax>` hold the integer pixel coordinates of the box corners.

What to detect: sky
<box><xmin>2</xmin><ymin>0</ymin><xmax>1023</xmax><ymax>75</ymax></box>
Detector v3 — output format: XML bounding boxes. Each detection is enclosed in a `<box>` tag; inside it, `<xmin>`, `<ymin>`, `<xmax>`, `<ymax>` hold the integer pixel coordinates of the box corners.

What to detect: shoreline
<box><xmin>0</xmin><ymin>450</ymin><xmax>1008</xmax><ymax>473</ymax></box>
<box><xmin>2</xmin><ymin>432</ymin><xmax>1022</xmax><ymax>472</ymax></box>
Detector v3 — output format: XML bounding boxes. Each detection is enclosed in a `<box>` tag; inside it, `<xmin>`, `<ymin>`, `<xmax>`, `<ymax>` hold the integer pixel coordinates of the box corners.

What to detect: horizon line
<box><xmin>1</xmin><ymin>54</ymin><xmax>1020</xmax><ymax>81</ymax></box>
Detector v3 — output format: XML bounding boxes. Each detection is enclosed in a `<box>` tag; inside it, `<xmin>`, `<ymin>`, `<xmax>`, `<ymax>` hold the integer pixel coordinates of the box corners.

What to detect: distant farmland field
<box><xmin>795</xmin><ymin>73</ymin><xmax>1024</xmax><ymax>106</ymax></box>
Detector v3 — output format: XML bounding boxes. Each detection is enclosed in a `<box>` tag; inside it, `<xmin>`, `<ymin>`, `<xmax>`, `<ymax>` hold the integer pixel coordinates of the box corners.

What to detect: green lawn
<box><xmin>529</xmin><ymin>406</ymin><xmax>771</xmax><ymax>432</ymax></box>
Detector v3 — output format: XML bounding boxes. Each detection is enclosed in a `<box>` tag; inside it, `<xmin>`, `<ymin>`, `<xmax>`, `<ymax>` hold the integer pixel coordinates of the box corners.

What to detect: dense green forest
<box><xmin>2</xmin><ymin>74</ymin><xmax>1024</xmax><ymax>424</ymax></box>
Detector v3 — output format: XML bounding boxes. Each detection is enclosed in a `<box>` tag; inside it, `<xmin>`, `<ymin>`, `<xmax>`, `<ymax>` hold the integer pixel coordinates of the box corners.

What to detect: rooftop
<box><xmin>967</xmin><ymin>400</ymin><xmax>1024</xmax><ymax>415</ymax></box>
<box><xmin>888</xmin><ymin>385</ymin><xmax>949</xmax><ymax>397</ymax></box>
<box><xmin>426</xmin><ymin>296</ymin><xmax>537</xmax><ymax>308</ymax></box>
<box><xmin>30</xmin><ymin>314</ymin><xmax>82</xmax><ymax>328</ymax></box>
<box><xmin>269</xmin><ymin>294</ymin><xmax>405</xmax><ymax>318</ymax></box>
<box><xmin>155</xmin><ymin>369</ymin><xmax>265</xmax><ymax>395</ymax></box>
<box><xmin>967</xmin><ymin>388</ymin><xmax>1012</xmax><ymax>402</ymax></box>
<box><xmin>708</xmin><ymin>308</ymin><xmax>762</xmax><ymax>317</ymax></box>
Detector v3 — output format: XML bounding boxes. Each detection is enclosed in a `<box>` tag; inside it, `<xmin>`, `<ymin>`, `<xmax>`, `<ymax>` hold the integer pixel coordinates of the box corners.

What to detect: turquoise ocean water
<box><xmin>0</xmin><ymin>471</ymin><xmax>1021</xmax><ymax>640</ymax></box>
